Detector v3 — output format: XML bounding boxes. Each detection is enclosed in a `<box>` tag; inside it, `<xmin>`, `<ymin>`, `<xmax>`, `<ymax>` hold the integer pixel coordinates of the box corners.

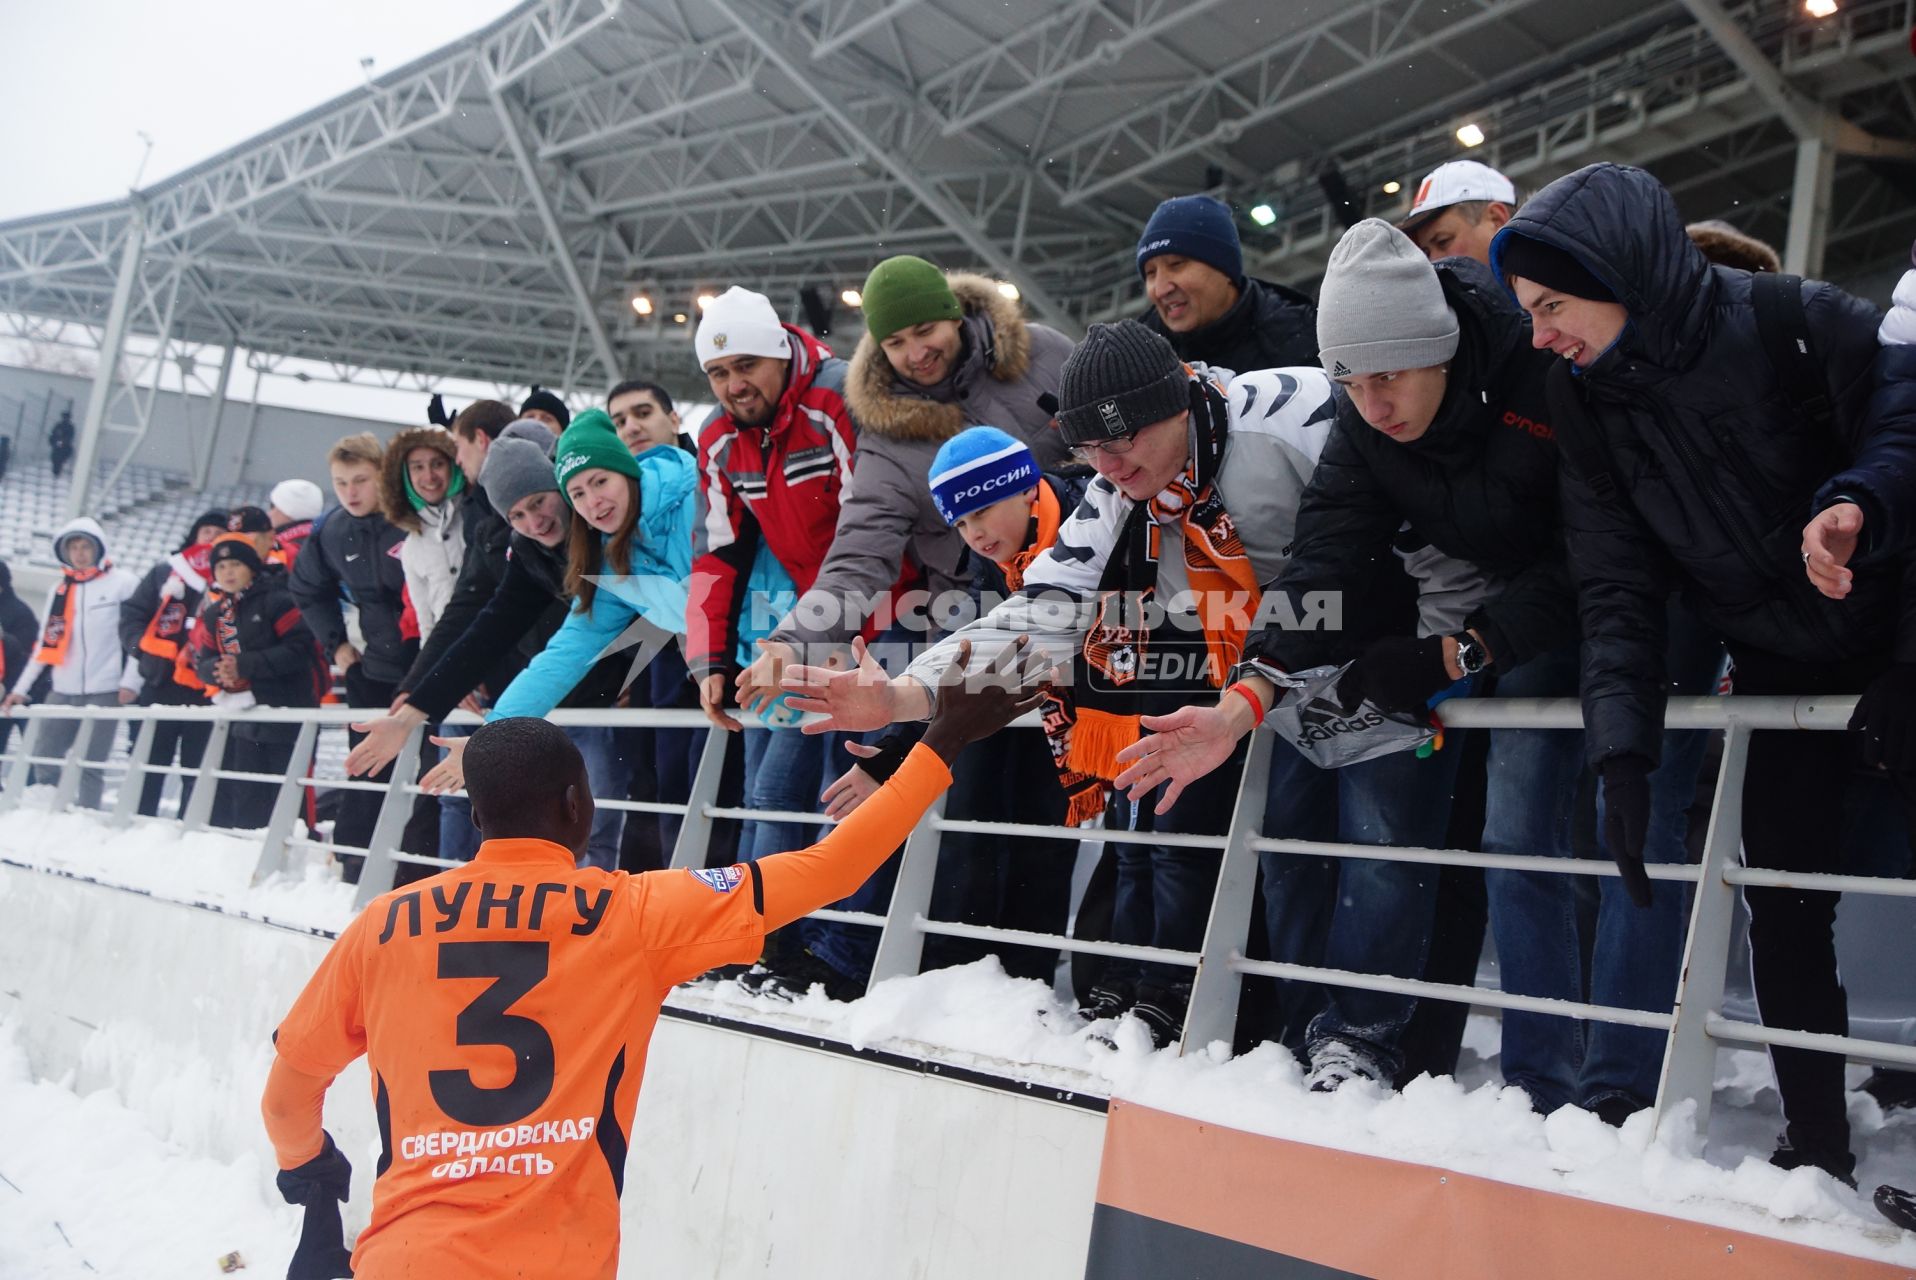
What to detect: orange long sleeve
<box><xmin>261</xmin><ymin>1055</ymin><xmax>334</xmax><ymax>1169</ymax></box>
<box><xmin>754</xmin><ymin>743</ymin><xmax>952</xmax><ymax>932</ymax></box>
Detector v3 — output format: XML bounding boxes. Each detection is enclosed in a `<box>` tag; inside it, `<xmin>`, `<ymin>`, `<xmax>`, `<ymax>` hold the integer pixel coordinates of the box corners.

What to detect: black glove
<box><xmin>288</xmin><ymin>1199</ymin><xmax>355</xmax><ymax>1280</ymax></box>
<box><xmin>279</xmin><ymin>1132</ymin><xmax>354</xmax><ymax>1280</ymax></box>
<box><xmin>1851</xmin><ymin>663</ymin><xmax>1916</xmax><ymax>773</ymax></box>
<box><xmin>426</xmin><ymin>393</ymin><xmax>451</xmax><ymax>427</ymax></box>
<box><xmin>853</xmin><ymin>728</ymin><xmax>920</xmax><ymax>785</ymax></box>
<box><xmin>1334</xmin><ymin>635</ymin><xmax>1451</xmax><ymax>715</ymax></box>
<box><xmin>1599</xmin><ymin>756</ymin><xmax>1654</xmax><ymax>909</ymax></box>
<box><xmin>277</xmin><ymin>1131</ymin><xmax>351</xmax><ymax>1207</ymax></box>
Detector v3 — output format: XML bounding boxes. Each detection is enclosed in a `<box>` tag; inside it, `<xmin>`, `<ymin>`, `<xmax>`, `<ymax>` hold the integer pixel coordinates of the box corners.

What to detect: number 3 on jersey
<box><xmin>429</xmin><ymin>940</ymin><xmax>556</xmax><ymax>1126</ymax></box>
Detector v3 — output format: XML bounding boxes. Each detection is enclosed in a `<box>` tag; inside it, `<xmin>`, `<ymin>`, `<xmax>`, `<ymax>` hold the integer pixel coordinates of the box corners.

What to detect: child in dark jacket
<box><xmin>793</xmin><ymin>428</ymin><xmax>1088</xmax><ymax>997</ymax></box>
<box><xmin>191</xmin><ymin>535</ymin><xmax>325</xmax><ymax>829</ymax></box>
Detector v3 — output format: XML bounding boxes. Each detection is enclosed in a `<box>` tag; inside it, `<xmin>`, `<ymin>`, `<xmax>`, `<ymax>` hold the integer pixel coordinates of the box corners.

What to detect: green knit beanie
<box><xmin>861</xmin><ymin>255</ymin><xmax>961</xmax><ymax>341</ymax></box>
<box><xmin>553</xmin><ymin>408</ymin><xmax>641</xmax><ymax>506</ymax></box>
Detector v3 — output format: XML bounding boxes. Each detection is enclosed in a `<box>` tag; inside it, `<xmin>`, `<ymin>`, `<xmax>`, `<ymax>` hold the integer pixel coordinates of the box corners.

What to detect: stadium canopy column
<box><xmin>66</xmin><ymin>208</ymin><xmax>145</xmax><ymax>521</ymax></box>
<box><xmin>194</xmin><ymin>339</ymin><xmax>239</xmax><ymax>490</ymax></box>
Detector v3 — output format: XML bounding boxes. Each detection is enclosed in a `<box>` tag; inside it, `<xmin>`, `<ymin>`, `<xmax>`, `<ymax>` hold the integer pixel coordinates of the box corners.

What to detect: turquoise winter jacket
<box><xmin>488</xmin><ymin>444</ymin><xmax>697</xmax><ymax>720</ymax></box>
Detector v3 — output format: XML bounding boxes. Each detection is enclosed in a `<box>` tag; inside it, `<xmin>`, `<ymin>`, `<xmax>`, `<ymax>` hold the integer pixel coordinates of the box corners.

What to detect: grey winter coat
<box><xmin>770</xmin><ymin>273</ymin><xmax>1074</xmax><ymax>650</ymax></box>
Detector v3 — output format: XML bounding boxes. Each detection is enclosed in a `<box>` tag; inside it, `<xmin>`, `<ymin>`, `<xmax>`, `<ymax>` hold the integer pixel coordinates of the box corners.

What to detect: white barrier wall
<box><xmin>0</xmin><ymin>863</ymin><xmax>1104</xmax><ymax>1279</ymax></box>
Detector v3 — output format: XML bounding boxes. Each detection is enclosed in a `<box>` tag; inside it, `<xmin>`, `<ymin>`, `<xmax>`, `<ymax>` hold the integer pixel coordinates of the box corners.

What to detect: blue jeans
<box><xmin>437</xmin><ymin>724</ymin><xmax>481</xmax><ymax>863</ymax></box>
<box><xmin>1483</xmin><ymin>625</ymin><xmax>1717</xmax><ymax>1113</ymax></box>
<box><xmin>1261</xmin><ymin>736</ymin><xmax>1463</xmax><ymax>1076</ymax></box>
<box><xmin>1105</xmin><ymin>743</ymin><xmax>1246</xmax><ymax>992</ymax></box>
<box><xmin>566</xmin><ymin>725</ymin><xmax>635</xmax><ymax>871</ymax></box>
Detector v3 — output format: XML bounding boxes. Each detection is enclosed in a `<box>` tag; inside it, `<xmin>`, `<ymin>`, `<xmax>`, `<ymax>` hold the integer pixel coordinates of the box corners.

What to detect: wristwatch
<box><xmin>1452</xmin><ymin>631</ymin><xmax>1489</xmax><ymax>676</ymax></box>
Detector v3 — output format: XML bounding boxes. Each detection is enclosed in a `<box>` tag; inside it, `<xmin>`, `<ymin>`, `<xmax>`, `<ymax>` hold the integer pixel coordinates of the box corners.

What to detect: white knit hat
<box><xmin>694</xmin><ymin>287</ymin><xmax>790</xmax><ymax>369</ymax></box>
<box><xmin>269</xmin><ymin>478</ymin><xmax>324</xmax><ymax>523</ymax></box>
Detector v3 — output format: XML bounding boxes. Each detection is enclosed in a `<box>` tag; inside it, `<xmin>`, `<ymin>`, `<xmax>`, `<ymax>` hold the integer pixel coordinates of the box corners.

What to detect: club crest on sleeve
<box><xmin>688</xmin><ymin>865</ymin><xmax>745</xmax><ymax>894</ymax></box>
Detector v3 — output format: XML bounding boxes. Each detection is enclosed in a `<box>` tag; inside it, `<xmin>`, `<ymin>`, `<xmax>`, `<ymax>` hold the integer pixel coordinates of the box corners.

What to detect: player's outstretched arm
<box><xmin>755</xmin><ymin>637</ymin><xmax>1050</xmax><ymax>932</ymax></box>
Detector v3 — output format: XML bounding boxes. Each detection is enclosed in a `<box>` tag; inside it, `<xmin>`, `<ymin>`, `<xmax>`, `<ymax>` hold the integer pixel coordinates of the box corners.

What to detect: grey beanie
<box><xmin>481</xmin><ymin>435</ymin><xmax>561</xmax><ymax>519</ymax></box>
<box><xmin>1316</xmin><ymin>218</ymin><xmax>1459</xmax><ymax>378</ymax></box>
<box><xmin>1055</xmin><ymin>320</ymin><xmax>1188</xmax><ymax>445</ymax></box>
<box><xmin>498</xmin><ymin>417</ymin><xmax>559</xmax><ymax>452</ymax></box>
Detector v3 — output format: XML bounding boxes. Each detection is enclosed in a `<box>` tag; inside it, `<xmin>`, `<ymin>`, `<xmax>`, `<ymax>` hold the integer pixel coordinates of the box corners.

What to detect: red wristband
<box><xmin>1226</xmin><ymin>681</ymin><xmax>1265</xmax><ymax>728</ymax></box>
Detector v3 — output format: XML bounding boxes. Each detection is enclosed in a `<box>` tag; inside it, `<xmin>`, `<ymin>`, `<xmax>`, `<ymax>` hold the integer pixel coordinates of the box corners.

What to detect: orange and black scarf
<box><xmin>138</xmin><ymin>545</ymin><xmax>212</xmax><ymax>662</ymax></box>
<box><xmin>36</xmin><ymin>563</ymin><xmax>109</xmax><ymax>666</ymax></box>
<box><xmin>1052</xmin><ymin>373</ymin><xmax>1257</xmax><ymax>822</ymax></box>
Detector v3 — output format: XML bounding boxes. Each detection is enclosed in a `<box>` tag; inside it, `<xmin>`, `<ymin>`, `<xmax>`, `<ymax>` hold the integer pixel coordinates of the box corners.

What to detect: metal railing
<box><xmin>1</xmin><ymin>693</ymin><xmax>1910</xmax><ymax>1150</ymax></box>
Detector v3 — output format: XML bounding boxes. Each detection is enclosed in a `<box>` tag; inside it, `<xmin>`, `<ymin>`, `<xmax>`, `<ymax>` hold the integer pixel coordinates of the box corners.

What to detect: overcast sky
<box><xmin>0</xmin><ymin>0</ymin><xmax>518</xmax><ymax>221</ymax></box>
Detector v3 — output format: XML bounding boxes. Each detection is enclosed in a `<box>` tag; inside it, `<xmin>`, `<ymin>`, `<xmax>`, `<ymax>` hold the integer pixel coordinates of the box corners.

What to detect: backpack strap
<box><xmin>1751</xmin><ymin>270</ymin><xmax>1834</xmax><ymax>437</ymax></box>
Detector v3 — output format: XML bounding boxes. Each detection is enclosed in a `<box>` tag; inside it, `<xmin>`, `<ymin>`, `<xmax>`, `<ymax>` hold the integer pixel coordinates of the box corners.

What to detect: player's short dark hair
<box><xmin>464</xmin><ymin>718</ymin><xmax>584</xmax><ymax>818</ymax></box>
<box><xmin>606</xmin><ymin>380</ymin><xmax>674</xmax><ymax>414</ymax></box>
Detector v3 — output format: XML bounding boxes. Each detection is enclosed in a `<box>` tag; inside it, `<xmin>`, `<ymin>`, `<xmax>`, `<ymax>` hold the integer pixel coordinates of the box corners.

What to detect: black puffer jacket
<box><xmin>1139</xmin><ymin>275</ymin><xmax>1318</xmax><ymax>373</ymax></box>
<box><xmin>190</xmin><ymin>577</ymin><xmax>326</xmax><ymax>742</ymax></box>
<box><xmin>120</xmin><ymin>557</ymin><xmax>211</xmax><ymax>706</ymax></box>
<box><xmin>397</xmin><ymin>484</ymin><xmax>525</xmax><ymax>701</ymax></box>
<box><xmin>1251</xmin><ymin>257</ymin><xmax>1572</xmax><ymax>675</ymax></box>
<box><xmin>287</xmin><ymin>508</ymin><xmax>412</xmax><ymax>684</ymax></box>
<box><xmin>403</xmin><ymin>530</ymin><xmax>628</xmax><ymax>721</ymax></box>
<box><xmin>1492</xmin><ymin>162</ymin><xmax>1916</xmax><ymax>766</ymax></box>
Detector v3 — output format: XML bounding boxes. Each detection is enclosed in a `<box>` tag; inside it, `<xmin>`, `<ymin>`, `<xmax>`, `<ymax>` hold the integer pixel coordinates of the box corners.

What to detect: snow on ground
<box><xmin>2</xmin><ymin>794</ymin><xmax>1914</xmax><ymax>1274</ymax></box>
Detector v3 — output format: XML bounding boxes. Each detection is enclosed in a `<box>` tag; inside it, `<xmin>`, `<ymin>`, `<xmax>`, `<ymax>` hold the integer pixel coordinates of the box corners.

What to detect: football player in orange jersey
<box><xmin>261</xmin><ymin>638</ymin><xmax>1048</xmax><ymax>1279</ymax></box>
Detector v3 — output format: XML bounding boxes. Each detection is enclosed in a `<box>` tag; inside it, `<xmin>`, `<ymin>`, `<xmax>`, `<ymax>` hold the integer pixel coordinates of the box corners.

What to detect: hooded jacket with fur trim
<box><xmin>768</xmin><ymin>274</ymin><xmax>1073</xmax><ymax>652</ymax></box>
<box><xmin>379</xmin><ymin>426</ymin><xmax>466</xmax><ymax>640</ymax></box>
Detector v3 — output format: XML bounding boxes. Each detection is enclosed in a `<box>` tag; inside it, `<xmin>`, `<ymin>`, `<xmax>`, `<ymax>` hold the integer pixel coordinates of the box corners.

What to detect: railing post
<box><xmin>0</xmin><ymin>714</ymin><xmax>44</xmax><ymax>812</ymax></box>
<box><xmin>1182</xmin><ymin>728</ymin><xmax>1274</xmax><ymax>1054</ymax></box>
<box><xmin>253</xmin><ymin>721</ymin><xmax>319</xmax><ymax>884</ymax></box>
<box><xmin>354</xmin><ymin>725</ymin><xmax>424</xmax><ymax>908</ymax></box>
<box><xmin>180</xmin><ymin>719</ymin><xmax>232</xmax><ymax>833</ymax></box>
<box><xmin>50</xmin><ymin>707</ymin><xmax>91</xmax><ymax>812</ymax></box>
<box><xmin>865</xmin><ymin>792</ymin><xmax>950</xmax><ymax>989</ymax></box>
<box><xmin>1652</xmin><ymin>722</ymin><xmax>1750</xmax><ymax>1152</ymax></box>
<box><xmin>108</xmin><ymin>714</ymin><xmax>159</xmax><ymax>828</ymax></box>
<box><xmin>668</xmin><ymin>727</ymin><xmax>729</xmax><ymax>871</ymax></box>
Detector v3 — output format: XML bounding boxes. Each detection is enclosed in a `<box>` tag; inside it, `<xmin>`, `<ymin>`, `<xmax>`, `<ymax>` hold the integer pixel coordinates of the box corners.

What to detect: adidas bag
<box><xmin>1266</xmin><ymin>664</ymin><xmax>1437</xmax><ymax>769</ymax></box>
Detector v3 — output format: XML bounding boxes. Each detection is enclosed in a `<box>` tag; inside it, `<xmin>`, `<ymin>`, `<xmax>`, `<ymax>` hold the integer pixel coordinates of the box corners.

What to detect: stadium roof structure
<box><xmin>3</xmin><ymin>0</ymin><xmax>1913</xmax><ymax>512</ymax></box>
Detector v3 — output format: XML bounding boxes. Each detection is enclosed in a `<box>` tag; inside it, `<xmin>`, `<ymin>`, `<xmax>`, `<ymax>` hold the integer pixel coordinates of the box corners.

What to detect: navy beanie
<box><xmin>1137</xmin><ymin>195</ymin><xmax>1244</xmax><ymax>283</ymax></box>
<box><xmin>927</xmin><ymin>427</ymin><xmax>1039</xmax><ymax>525</ymax></box>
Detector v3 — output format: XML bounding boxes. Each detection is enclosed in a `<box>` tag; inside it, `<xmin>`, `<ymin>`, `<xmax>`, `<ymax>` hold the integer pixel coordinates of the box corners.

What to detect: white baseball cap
<box><xmin>1398</xmin><ymin>160</ymin><xmax>1518</xmax><ymax>231</ymax></box>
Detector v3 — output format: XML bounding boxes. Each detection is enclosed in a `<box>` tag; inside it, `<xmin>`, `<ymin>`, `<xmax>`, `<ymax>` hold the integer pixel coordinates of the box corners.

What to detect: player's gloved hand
<box><xmin>277</xmin><ymin>1130</ymin><xmax>351</xmax><ymax>1206</ymax></box>
<box><xmin>1851</xmin><ymin>663</ymin><xmax>1916</xmax><ymax>773</ymax></box>
<box><xmin>1599</xmin><ymin>756</ymin><xmax>1654</xmax><ymax>909</ymax></box>
<box><xmin>279</xmin><ymin>1132</ymin><xmax>355</xmax><ymax>1279</ymax></box>
<box><xmin>1334</xmin><ymin>635</ymin><xmax>1450</xmax><ymax>716</ymax></box>
<box><xmin>426</xmin><ymin>393</ymin><xmax>451</xmax><ymax>427</ymax></box>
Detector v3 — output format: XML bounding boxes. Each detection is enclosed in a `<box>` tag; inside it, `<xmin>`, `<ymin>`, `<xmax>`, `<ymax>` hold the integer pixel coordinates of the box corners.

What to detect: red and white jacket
<box><xmin>688</xmin><ymin>326</ymin><xmax>859</xmax><ymax>680</ymax></box>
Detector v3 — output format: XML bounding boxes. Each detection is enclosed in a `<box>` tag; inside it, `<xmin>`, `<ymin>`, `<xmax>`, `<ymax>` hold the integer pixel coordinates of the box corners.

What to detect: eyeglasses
<box><xmin>1069</xmin><ymin>433</ymin><xmax>1142</xmax><ymax>462</ymax></box>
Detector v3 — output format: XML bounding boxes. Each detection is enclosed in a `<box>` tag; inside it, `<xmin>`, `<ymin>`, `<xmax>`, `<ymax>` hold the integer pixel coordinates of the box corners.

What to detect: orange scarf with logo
<box><xmin>36</xmin><ymin>564</ymin><xmax>108</xmax><ymax>666</ymax></box>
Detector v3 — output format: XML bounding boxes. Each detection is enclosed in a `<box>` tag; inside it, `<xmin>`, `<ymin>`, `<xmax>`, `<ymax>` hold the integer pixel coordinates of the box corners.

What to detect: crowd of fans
<box><xmin>4</xmin><ymin>157</ymin><xmax>1915</xmax><ymax>1198</ymax></box>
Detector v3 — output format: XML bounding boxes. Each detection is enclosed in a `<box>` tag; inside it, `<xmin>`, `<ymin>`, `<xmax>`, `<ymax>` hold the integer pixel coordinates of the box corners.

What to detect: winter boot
<box><xmin>1769</xmin><ymin>1137</ymin><xmax>1858</xmax><ymax>1189</ymax></box>
<box><xmin>1876</xmin><ymin>1184</ymin><xmax>1916</xmax><ymax>1232</ymax></box>
<box><xmin>1128</xmin><ymin>981</ymin><xmax>1190</xmax><ymax>1051</ymax></box>
<box><xmin>1307</xmin><ymin>1038</ymin><xmax>1390</xmax><ymax>1094</ymax></box>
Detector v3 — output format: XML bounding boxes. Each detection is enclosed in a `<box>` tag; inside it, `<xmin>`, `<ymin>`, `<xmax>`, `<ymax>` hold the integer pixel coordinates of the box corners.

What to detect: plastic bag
<box><xmin>1265</xmin><ymin>663</ymin><xmax>1437</xmax><ymax>769</ymax></box>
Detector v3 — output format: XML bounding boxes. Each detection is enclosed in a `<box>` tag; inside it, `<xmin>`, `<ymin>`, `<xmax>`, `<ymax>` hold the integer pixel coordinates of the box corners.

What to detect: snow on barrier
<box><xmin>5</xmin><ymin>774</ymin><xmax>1916</xmax><ymax>1276</ymax></box>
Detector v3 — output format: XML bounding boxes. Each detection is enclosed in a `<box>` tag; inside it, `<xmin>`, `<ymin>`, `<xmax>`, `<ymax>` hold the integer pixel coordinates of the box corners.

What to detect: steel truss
<box><xmin>0</xmin><ymin>0</ymin><xmax>1907</xmax><ymax>492</ymax></box>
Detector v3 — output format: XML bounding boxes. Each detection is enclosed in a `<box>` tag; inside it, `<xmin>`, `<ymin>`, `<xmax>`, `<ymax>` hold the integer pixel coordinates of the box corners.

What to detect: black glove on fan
<box><xmin>1599</xmin><ymin>755</ymin><xmax>1654</xmax><ymax>909</ymax></box>
<box><xmin>1850</xmin><ymin>663</ymin><xmax>1916</xmax><ymax>774</ymax></box>
<box><xmin>1334</xmin><ymin>635</ymin><xmax>1451</xmax><ymax>716</ymax></box>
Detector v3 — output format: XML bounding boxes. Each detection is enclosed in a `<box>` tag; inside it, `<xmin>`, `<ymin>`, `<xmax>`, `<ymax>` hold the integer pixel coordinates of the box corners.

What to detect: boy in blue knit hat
<box><xmin>817</xmin><ymin>426</ymin><xmax>1089</xmax><ymax>985</ymax></box>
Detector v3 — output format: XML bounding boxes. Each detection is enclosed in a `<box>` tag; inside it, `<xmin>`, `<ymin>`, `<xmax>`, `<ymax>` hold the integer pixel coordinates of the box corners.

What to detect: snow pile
<box><xmin>3</xmin><ymin>796</ymin><xmax>1914</xmax><ymax>1272</ymax></box>
<box><xmin>0</xmin><ymin>1021</ymin><xmax>300</xmax><ymax>1280</ymax></box>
